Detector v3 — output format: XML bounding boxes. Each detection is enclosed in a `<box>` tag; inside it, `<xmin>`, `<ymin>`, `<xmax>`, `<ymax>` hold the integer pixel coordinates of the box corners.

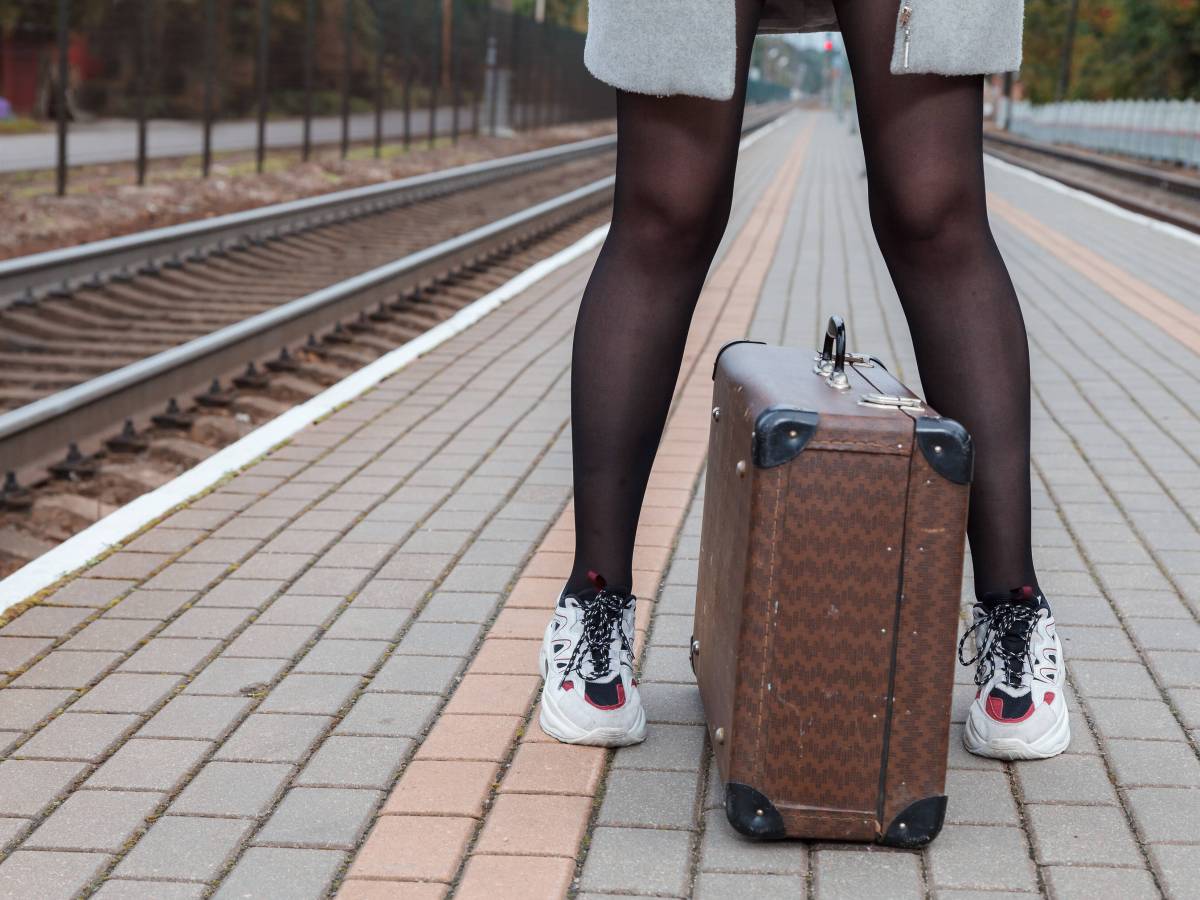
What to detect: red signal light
<box><xmin>823</xmin><ymin>38</ymin><xmax>834</xmax><ymax>52</ymax></box>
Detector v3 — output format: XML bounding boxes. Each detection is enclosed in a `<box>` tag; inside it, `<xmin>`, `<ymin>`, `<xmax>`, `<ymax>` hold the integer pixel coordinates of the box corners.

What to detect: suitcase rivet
<box><xmin>736</xmin><ymin>460</ymin><xmax>746</xmax><ymax>477</ymax></box>
<box><xmin>899</xmin><ymin>822</ymin><xmax>908</xmax><ymax>830</ymax></box>
<box><xmin>756</xmin><ymin>808</ymin><xmax>764</xmax><ymax>816</ymax></box>
<box><xmin>715</xmin><ymin>727</ymin><xmax>725</xmax><ymax>744</ymax></box>
<box><xmin>712</xmin><ymin>406</ymin><xmax>720</xmax><ymax>421</ymax></box>
<box><xmin>691</xmin><ymin>640</ymin><xmax>700</xmax><ymax>655</ymax></box>
<box><xmin>934</xmin><ymin>444</ymin><xmax>944</xmax><ymax>454</ymax></box>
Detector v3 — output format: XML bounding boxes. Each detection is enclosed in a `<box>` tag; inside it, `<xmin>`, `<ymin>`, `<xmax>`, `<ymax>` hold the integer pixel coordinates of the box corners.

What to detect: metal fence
<box><xmin>0</xmin><ymin>0</ymin><xmax>614</xmax><ymax>194</ymax></box>
<box><xmin>1009</xmin><ymin>98</ymin><xmax>1200</xmax><ymax>169</ymax></box>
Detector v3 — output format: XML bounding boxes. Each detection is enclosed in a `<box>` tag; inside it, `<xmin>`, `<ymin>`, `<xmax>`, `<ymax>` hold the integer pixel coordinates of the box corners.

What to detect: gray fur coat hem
<box><xmin>584</xmin><ymin>0</ymin><xmax>1024</xmax><ymax>101</ymax></box>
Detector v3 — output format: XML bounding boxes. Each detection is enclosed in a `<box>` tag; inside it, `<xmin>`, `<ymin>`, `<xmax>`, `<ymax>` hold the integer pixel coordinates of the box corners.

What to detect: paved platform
<box><xmin>0</xmin><ymin>110</ymin><xmax>1196</xmax><ymax>899</ymax></box>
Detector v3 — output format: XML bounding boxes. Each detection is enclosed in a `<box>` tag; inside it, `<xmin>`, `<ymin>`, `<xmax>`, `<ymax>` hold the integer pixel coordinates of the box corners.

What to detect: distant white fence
<box><xmin>1008</xmin><ymin>99</ymin><xmax>1200</xmax><ymax>168</ymax></box>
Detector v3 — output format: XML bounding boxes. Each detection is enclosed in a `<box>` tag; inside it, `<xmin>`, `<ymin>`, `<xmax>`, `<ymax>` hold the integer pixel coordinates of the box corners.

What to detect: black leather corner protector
<box><xmin>725</xmin><ymin>783</ymin><xmax>787</xmax><ymax>840</ymax></box>
<box><xmin>881</xmin><ymin>795</ymin><xmax>947</xmax><ymax>848</ymax></box>
<box><xmin>688</xmin><ymin>634</ymin><xmax>697</xmax><ymax>675</ymax></box>
<box><xmin>915</xmin><ymin>416</ymin><xmax>974</xmax><ymax>484</ymax></box>
<box><xmin>868</xmin><ymin>355</ymin><xmax>889</xmax><ymax>371</ymax></box>
<box><xmin>753</xmin><ymin>408</ymin><xmax>820</xmax><ymax>468</ymax></box>
<box><xmin>712</xmin><ymin>339</ymin><xmax>767</xmax><ymax>381</ymax></box>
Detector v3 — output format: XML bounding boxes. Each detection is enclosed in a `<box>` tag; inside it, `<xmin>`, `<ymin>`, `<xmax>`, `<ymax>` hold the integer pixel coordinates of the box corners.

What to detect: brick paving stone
<box><xmin>500</xmin><ymin>742</ymin><xmax>606</xmax><ymax>797</ymax></box>
<box><xmin>490</xmin><ymin>608</ymin><xmax>550</xmax><ymax>640</ymax></box>
<box><xmin>113</xmin><ymin>815</ymin><xmax>253</xmax><ymax>882</ymax></box>
<box><xmin>290</xmin><ymin>567</ymin><xmax>372</xmax><ymax>597</ymax></box>
<box><xmin>1125</xmin><ymin>786</ymin><xmax>1200</xmax><ymax>843</ymax></box>
<box><xmin>345</xmin><ymin>815</ymin><xmax>475</xmax><ymax>882</ymax></box>
<box><xmin>138</xmin><ymin>694</ymin><xmax>252</xmax><ymax>740</ymax></box>
<box><xmin>224</xmin><ymin>624</ymin><xmax>318</xmax><ymax>659</ymax></box>
<box><xmin>1</xmin><ymin>606</ymin><xmax>92</xmax><ymax>637</ymax></box>
<box><xmin>414</xmin><ymin>715</ymin><xmax>522</xmax><ymax>763</ymax></box>
<box><xmin>1013</xmin><ymin>753</ymin><xmax>1118</xmax><ymax>805</ymax></box>
<box><xmin>0</xmin><ymin>688</ymin><xmax>72</xmax><ymax>730</ymax></box>
<box><xmin>260</xmin><ymin>529</ymin><xmax>340</xmax><ymax>555</ymax></box>
<box><xmin>698</xmin><ymin>809</ymin><xmax>807</xmax><ymax>874</ymax></box>
<box><xmin>1147</xmin><ymin>651</ymin><xmax>1200</xmax><ymax>688</ymax></box>
<box><xmin>370</xmin><ymin>654</ymin><xmax>462</xmax><ymax>694</ymax></box>
<box><xmin>126</xmin><ymin>528</ymin><xmax>207</xmax><ymax>554</ymax></box>
<box><xmin>354</xmin><ymin>579</ymin><xmax>432</xmax><ymax>609</ymax></box>
<box><xmin>1025</xmin><ymin>804</ymin><xmax>1142</xmax><ymax>866</ymax></box>
<box><xmin>473</xmin><ymin>793</ymin><xmax>592</xmax><ymax>857</ymax></box>
<box><xmin>639</xmin><ymin>643</ymin><xmax>696</xmax><ymax>684</ymax></box>
<box><xmin>296</xmin><ymin>736</ymin><xmax>413</xmax><ymax>789</ymax></box>
<box><xmin>320</xmin><ymin>543</ymin><xmax>394</xmax><ymax>569</ymax></box>
<box><xmin>1060</xmin><ymin>627</ymin><xmax>1140</xmax><ymax>662</ymax></box>
<box><xmin>1106</xmin><ymin>738</ymin><xmax>1200</xmax><ymax>787</ymax></box>
<box><xmin>611</xmin><ymin>723</ymin><xmax>706</xmax><ymax>773</ymax></box>
<box><xmin>468</xmin><ymin>638</ymin><xmax>539</xmax><ymax>675</ymax></box>
<box><xmin>456</xmin><ymin>854</ymin><xmax>575</xmax><ymax>899</ymax></box>
<box><xmin>257</xmin><ymin>787</ymin><xmax>383</xmax><ymax>849</ymax></box>
<box><xmin>383</xmin><ymin>760</ymin><xmax>498</xmax><ymax>818</ymax></box>
<box><xmin>0</xmin><ymin>850</ymin><xmax>110</xmax><ymax>900</ymax></box>
<box><xmin>73</xmin><ymin>673</ymin><xmax>182</xmax><ymax>713</ymax></box>
<box><xmin>60</xmin><ymin>618</ymin><xmax>157</xmax><ymax>651</ymax></box>
<box><xmin>326</xmin><ymin>608</ymin><xmax>411</xmax><ymax>641</ymax></box>
<box><xmin>1147</xmin><ymin>843</ymin><xmax>1200</xmax><ymax>900</ymax></box>
<box><xmin>120</xmin><ymin>638</ymin><xmax>219</xmax><ymax>674</ymax></box>
<box><xmin>1042</xmin><ymin>865</ymin><xmax>1159</xmax><ymax>900</ymax></box>
<box><xmin>12</xmin><ymin>649</ymin><xmax>120</xmax><ymax>688</ymax></box>
<box><xmin>217</xmin><ymin>713</ymin><xmax>333</xmax><ymax>763</ymax></box>
<box><xmin>0</xmin><ymin>759</ymin><xmax>86</xmax><ymax>815</ymax></box>
<box><xmin>442</xmin><ymin>674</ymin><xmax>539</xmax><ymax>716</ymax></box>
<box><xmin>23</xmin><ymin>789</ymin><xmax>163</xmax><ymax>852</ymax></box>
<box><xmin>196</xmin><ymin>579</ymin><xmax>284</xmax><ymax>609</ymax></box>
<box><xmin>213</xmin><ymin>847</ymin><xmax>345</xmax><ymax>899</ymax></box>
<box><xmin>170</xmin><ymin>761</ymin><xmax>293</xmax><ymax>817</ymax></box>
<box><xmin>1086</xmin><ymin>697</ymin><xmax>1185</xmax><ymax>741</ymax></box>
<box><xmin>15</xmin><ymin>711</ymin><xmax>140</xmax><ymax>762</ymax></box>
<box><xmin>179</xmin><ymin>539</ymin><xmax>260</xmax><ymax>565</ymax></box>
<box><xmin>927</xmin><ymin>825</ymin><xmax>1038</xmax><ymax>891</ymax></box>
<box><xmin>184</xmin><ymin>657</ymin><xmax>288</xmax><ymax>695</ymax></box>
<box><xmin>106</xmin><ymin>589</ymin><xmax>196</xmax><ymax>620</ymax></box>
<box><xmin>336</xmin><ymin>693</ymin><xmax>441</xmax><ymax>738</ymax></box>
<box><xmin>86</xmin><ymin>738</ymin><xmax>211</xmax><ymax>791</ymax></box>
<box><xmin>1070</xmin><ymin>660</ymin><xmax>1162</xmax><ymax>699</ymax></box>
<box><xmin>92</xmin><ymin>880</ymin><xmax>207</xmax><ymax>899</ymax></box>
<box><xmin>88</xmin><ymin>552</ymin><xmax>170</xmax><ymax>580</ymax></box>
<box><xmin>256</xmin><ymin>593</ymin><xmax>344</xmax><ymax>626</ymax></box>
<box><xmin>395</xmin><ymin>622</ymin><xmax>482</xmax><ymax>657</ymax></box>
<box><xmin>640</xmin><ymin>681</ymin><xmax>707</xmax><ymax>725</ymax></box>
<box><xmin>420</xmin><ymin>592</ymin><xmax>499</xmax><ymax>628</ymax></box>
<box><xmin>228</xmin><ymin>552</ymin><xmax>313</xmax><ymax>582</ymax></box>
<box><xmin>295</xmin><ymin>638</ymin><xmax>389</xmax><ymax>675</ymax></box>
<box><xmin>160</xmin><ymin>607</ymin><xmax>252</xmax><ymax>639</ymax></box>
<box><xmin>144</xmin><ymin>563</ymin><xmax>229</xmax><ymax>592</ymax></box>
<box><xmin>258</xmin><ymin>673</ymin><xmax>360</xmax><ymax>715</ymax></box>
<box><xmin>596</xmin><ymin>768</ymin><xmax>698</xmax><ymax>829</ymax></box>
<box><xmin>579</xmin><ymin>826</ymin><xmax>692</xmax><ymax>896</ymax></box>
<box><xmin>1125</xmin><ymin>617</ymin><xmax>1200</xmax><ymax>651</ymax></box>
<box><xmin>45</xmin><ymin>578</ymin><xmax>136</xmax><ymax>607</ymax></box>
<box><xmin>697</xmin><ymin>872</ymin><xmax>809</xmax><ymax>900</ymax></box>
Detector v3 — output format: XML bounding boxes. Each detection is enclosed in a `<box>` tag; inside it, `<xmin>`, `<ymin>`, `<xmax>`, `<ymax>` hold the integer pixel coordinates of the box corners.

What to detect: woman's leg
<box><xmin>833</xmin><ymin>1</ymin><xmax>1069</xmax><ymax>759</ymax></box>
<box><xmin>831</xmin><ymin>0</ymin><xmax>1037</xmax><ymax>601</ymax></box>
<box><xmin>566</xmin><ymin>1</ymin><xmax>764</xmax><ymax>596</ymax></box>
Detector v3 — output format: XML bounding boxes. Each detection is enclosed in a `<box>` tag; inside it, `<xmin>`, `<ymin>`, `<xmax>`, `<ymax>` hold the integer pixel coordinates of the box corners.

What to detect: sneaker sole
<box><xmin>962</xmin><ymin>700</ymin><xmax>1071</xmax><ymax>760</ymax></box>
<box><xmin>538</xmin><ymin>648</ymin><xmax>647</xmax><ymax>747</ymax></box>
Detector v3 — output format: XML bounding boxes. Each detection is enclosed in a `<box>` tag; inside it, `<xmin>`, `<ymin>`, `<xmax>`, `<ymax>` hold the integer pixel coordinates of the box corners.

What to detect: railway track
<box><xmin>984</xmin><ymin>129</ymin><xmax>1200</xmax><ymax>233</ymax></box>
<box><xmin>0</xmin><ymin>107</ymin><xmax>787</xmax><ymax>578</ymax></box>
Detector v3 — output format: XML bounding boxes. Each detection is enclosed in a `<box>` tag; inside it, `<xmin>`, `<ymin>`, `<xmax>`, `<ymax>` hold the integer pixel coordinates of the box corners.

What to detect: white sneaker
<box><xmin>960</xmin><ymin>586</ymin><xmax>1071</xmax><ymax>760</ymax></box>
<box><xmin>538</xmin><ymin>570</ymin><xmax>646</xmax><ymax>747</ymax></box>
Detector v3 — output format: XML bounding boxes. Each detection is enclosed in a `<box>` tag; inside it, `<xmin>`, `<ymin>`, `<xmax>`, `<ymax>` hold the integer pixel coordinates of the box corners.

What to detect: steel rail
<box><xmin>0</xmin><ymin>133</ymin><xmax>618</xmax><ymax>308</ymax></box>
<box><xmin>0</xmin><ymin>176</ymin><xmax>615</xmax><ymax>476</ymax></box>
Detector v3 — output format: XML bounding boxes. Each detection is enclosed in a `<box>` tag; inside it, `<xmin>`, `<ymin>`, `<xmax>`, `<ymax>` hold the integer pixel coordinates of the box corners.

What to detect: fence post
<box><xmin>450</xmin><ymin>0</ymin><xmax>459</xmax><ymax>143</ymax></box>
<box><xmin>429</xmin><ymin>0</ymin><xmax>441</xmax><ymax>148</ymax></box>
<box><xmin>136</xmin><ymin>0</ymin><xmax>150</xmax><ymax>186</ymax></box>
<box><xmin>55</xmin><ymin>0</ymin><xmax>69</xmax><ymax>196</ymax></box>
<box><xmin>302</xmin><ymin>0</ymin><xmax>315</xmax><ymax>161</ymax></box>
<box><xmin>374</xmin><ymin>1</ymin><xmax>384</xmax><ymax>158</ymax></box>
<box><xmin>255</xmin><ymin>0</ymin><xmax>269</xmax><ymax>173</ymax></box>
<box><xmin>202</xmin><ymin>0</ymin><xmax>216</xmax><ymax>176</ymax></box>
<box><xmin>341</xmin><ymin>0</ymin><xmax>353</xmax><ymax>159</ymax></box>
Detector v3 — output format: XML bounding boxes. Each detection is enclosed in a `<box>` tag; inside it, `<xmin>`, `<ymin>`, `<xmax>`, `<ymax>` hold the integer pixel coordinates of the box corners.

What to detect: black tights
<box><xmin>567</xmin><ymin>0</ymin><xmax>1039</xmax><ymax>603</ymax></box>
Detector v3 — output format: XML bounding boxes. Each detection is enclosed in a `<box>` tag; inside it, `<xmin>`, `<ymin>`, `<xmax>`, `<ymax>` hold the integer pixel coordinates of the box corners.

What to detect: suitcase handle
<box><xmin>815</xmin><ymin>315</ymin><xmax>850</xmax><ymax>390</ymax></box>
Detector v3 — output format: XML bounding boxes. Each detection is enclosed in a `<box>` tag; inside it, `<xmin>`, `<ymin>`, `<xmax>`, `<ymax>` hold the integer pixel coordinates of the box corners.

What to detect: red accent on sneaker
<box><xmin>562</xmin><ymin>681</ymin><xmax>574</xmax><ymax>692</ymax></box>
<box><xmin>587</xmin><ymin>570</ymin><xmax>607</xmax><ymax>590</ymax></box>
<box><xmin>1045</xmin><ymin>691</ymin><xmax>1056</xmax><ymax>705</ymax></box>
<box><xmin>986</xmin><ymin>694</ymin><xmax>1036</xmax><ymax>723</ymax></box>
<box><xmin>585</xmin><ymin>681</ymin><xmax>626</xmax><ymax>711</ymax></box>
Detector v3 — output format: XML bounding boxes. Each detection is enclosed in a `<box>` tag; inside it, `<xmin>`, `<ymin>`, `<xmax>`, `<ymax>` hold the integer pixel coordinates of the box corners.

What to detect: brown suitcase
<box><xmin>691</xmin><ymin>316</ymin><xmax>972</xmax><ymax>848</ymax></box>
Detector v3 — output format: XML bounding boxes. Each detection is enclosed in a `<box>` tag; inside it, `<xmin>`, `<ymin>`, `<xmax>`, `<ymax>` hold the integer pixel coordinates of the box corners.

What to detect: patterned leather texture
<box><xmin>695</xmin><ymin>341</ymin><xmax>969</xmax><ymax>843</ymax></box>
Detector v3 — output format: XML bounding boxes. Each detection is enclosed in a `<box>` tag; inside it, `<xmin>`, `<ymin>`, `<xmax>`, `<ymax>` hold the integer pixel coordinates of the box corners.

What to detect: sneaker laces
<box><xmin>957</xmin><ymin>586</ymin><xmax>1041</xmax><ymax>690</ymax></box>
<box><xmin>559</xmin><ymin>570</ymin><xmax>635</xmax><ymax>688</ymax></box>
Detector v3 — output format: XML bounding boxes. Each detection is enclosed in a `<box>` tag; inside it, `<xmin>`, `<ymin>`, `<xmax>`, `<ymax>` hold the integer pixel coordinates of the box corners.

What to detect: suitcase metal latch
<box><xmin>859</xmin><ymin>393</ymin><xmax>925</xmax><ymax>412</ymax></box>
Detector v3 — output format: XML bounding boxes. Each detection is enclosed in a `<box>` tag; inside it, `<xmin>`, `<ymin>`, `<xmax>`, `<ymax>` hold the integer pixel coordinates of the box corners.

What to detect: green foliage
<box><xmin>1023</xmin><ymin>0</ymin><xmax>1200</xmax><ymax>101</ymax></box>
